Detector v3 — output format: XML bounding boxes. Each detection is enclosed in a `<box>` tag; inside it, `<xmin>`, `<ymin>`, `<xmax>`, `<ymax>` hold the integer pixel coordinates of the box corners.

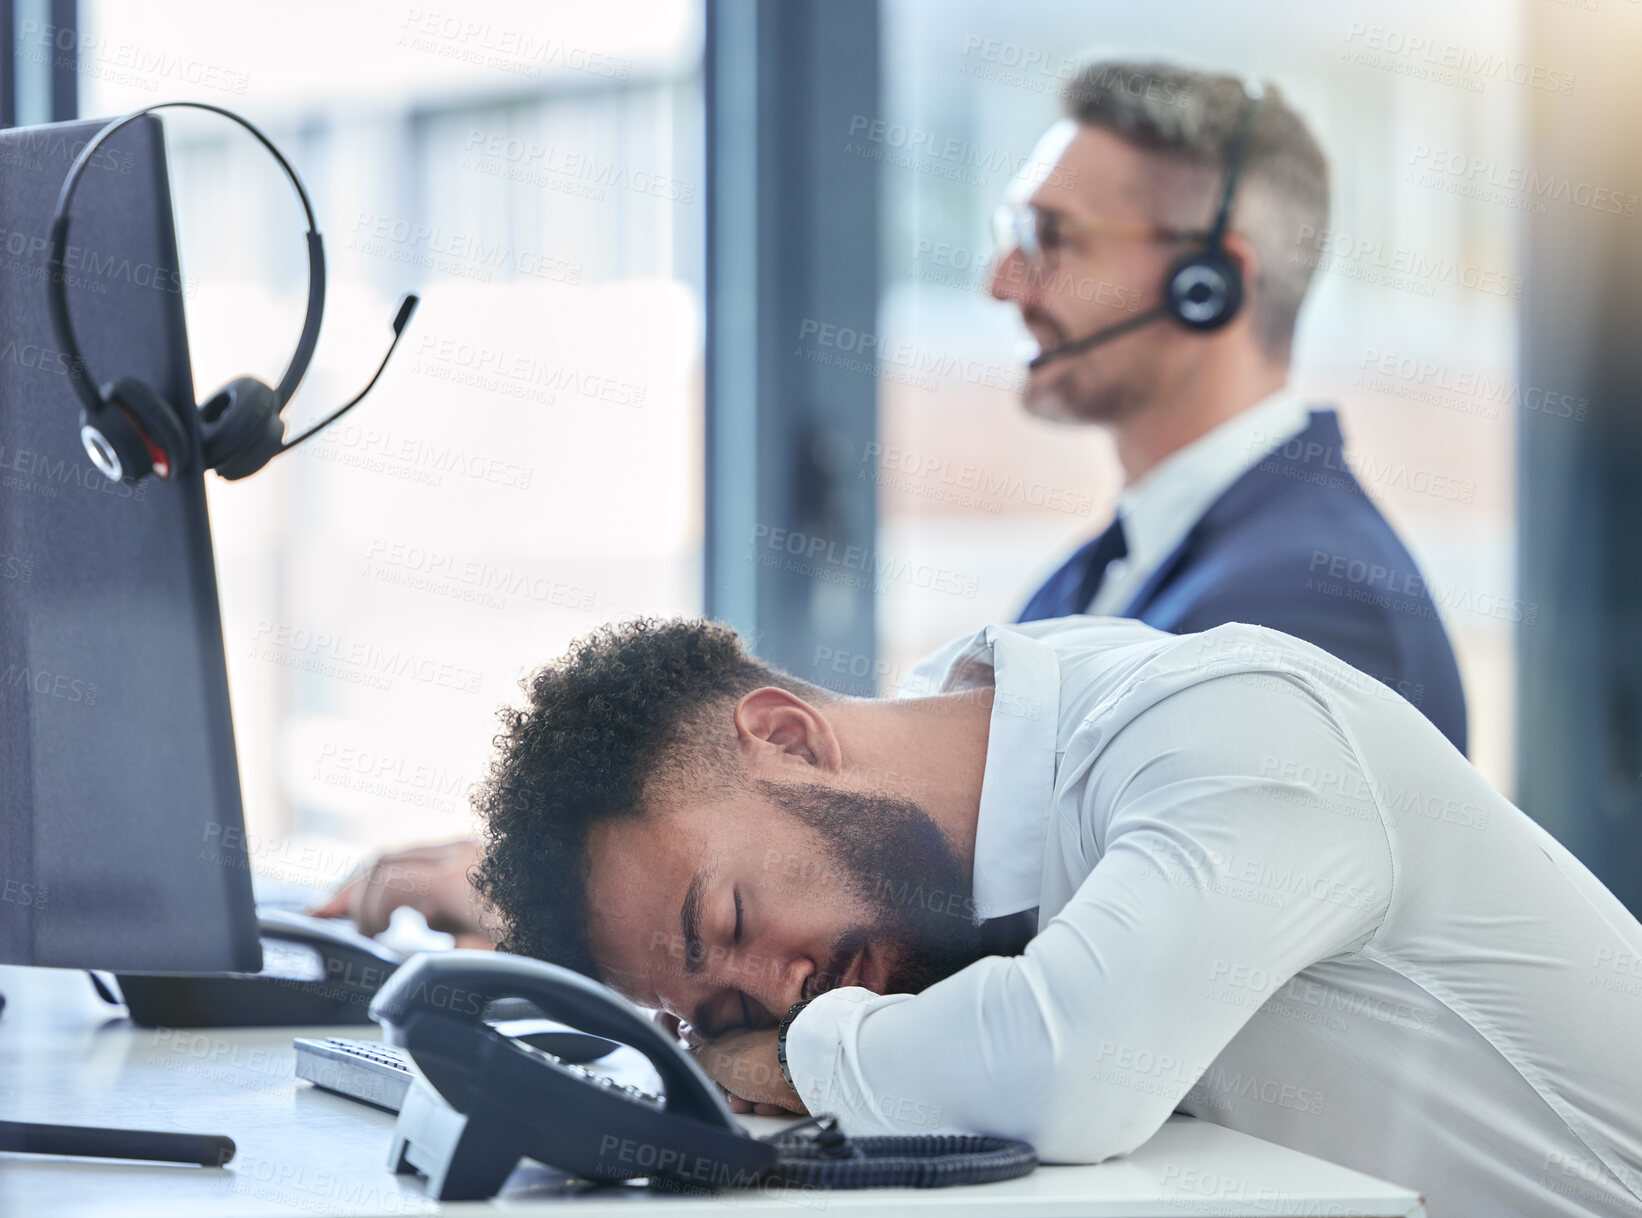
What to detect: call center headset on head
<box><xmin>1026</xmin><ymin>79</ymin><xmax>1264</xmax><ymax>371</ymax></box>
<box><xmin>45</xmin><ymin>101</ymin><xmax>419</xmax><ymax>484</ymax></box>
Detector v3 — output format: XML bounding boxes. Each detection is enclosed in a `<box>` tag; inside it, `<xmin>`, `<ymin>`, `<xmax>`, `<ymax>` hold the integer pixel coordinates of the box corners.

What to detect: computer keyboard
<box><xmin>294</xmin><ymin>1037</ymin><xmax>417</xmax><ymax>1112</ymax></box>
<box><xmin>294</xmin><ymin>1036</ymin><xmax>664</xmax><ymax>1114</ymax></box>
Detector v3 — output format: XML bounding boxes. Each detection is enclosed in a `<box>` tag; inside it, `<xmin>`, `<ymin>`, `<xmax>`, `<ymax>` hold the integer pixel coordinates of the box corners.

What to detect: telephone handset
<box><xmin>370</xmin><ymin>951</ymin><xmax>1038</xmax><ymax>1200</ymax></box>
<box><xmin>372</xmin><ymin>949</ymin><xmax>766</xmax><ymax>1197</ymax></box>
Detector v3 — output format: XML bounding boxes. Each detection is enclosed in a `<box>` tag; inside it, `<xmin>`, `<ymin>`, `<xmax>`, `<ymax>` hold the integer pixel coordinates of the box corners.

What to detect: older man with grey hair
<box><xmin>999</xmin><ymin>59</ymin><xmax>1469</xmax><ymax>755</ymax></box>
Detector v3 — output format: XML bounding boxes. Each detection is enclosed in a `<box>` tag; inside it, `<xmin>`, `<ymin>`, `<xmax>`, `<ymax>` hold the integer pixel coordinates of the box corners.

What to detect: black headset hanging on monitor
<box><xmin>1026</xmin><ymin>80</ymin><xmax>1264</xmax><ymax>372</ymax></box>
<box><xmin>45</xmin><ymin>100</ymin><xmax>419</xmax><ymax>484</ymax></box>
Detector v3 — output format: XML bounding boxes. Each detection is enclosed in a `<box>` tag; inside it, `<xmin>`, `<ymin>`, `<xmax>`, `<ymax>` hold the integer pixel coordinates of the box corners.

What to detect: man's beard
<box><xmin>1018</xmin><ymin>308</ymin><xmax>1158</xmax><ymax>424</ymax></box>
<box><xmin>1024</xmin><ymin>359</ymin><xmax>1149</xmax><ymax>425</ymax></box>
<box><xmin>758</xmin><ymin>780</ymin><xmax>991</xmax><ymax>996</ymax></box>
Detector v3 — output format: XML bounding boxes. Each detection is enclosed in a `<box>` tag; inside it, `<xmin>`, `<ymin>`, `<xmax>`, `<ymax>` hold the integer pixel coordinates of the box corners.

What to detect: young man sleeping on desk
<box><xmin>317</xmin><ymin>615</ymin><xmax>1642</xmax><ymax>1217</ymax></box>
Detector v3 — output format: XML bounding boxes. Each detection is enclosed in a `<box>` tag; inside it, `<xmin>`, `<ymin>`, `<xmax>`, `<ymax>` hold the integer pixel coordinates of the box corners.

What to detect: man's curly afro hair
<box><xmin>469</xmin><ymin>617</ymin><xmax>824</xmax><ymax>979</ymax></box>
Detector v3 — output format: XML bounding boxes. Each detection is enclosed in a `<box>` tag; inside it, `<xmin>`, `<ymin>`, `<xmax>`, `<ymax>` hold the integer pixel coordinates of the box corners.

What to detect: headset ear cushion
<box><xmin>102</xmin><ymin>377</ymin><xmax>192</xmax><ymax>479</ymax></box>
<box><xmin>1166</xmin><ymin>248</ymin><xmax>1244</xmax><ymax>331</ymax></box>
<box><xmin>198</xmin><ymin>376</ymin><xmax>285</xmax><ymax>479</ymax></box>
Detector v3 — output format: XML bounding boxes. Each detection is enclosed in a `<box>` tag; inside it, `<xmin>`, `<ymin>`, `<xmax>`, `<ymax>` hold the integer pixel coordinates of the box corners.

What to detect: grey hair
<box><xmin>1062</xmin><ymin>59</ymin><xmax>1329</xmax><ymax>362</ymax></box>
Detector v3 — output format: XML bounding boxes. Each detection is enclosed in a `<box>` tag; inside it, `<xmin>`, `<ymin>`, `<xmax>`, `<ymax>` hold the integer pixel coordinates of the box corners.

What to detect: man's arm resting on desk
<box><xmin>785</xmin><ymin>673</ymin><xmax>1393</xmax><ymax>1163</ymax></box>
<box><xmin>310</xmin><ymin>837</ymin><xmax>496</xmax><ymax>946</ymax></box>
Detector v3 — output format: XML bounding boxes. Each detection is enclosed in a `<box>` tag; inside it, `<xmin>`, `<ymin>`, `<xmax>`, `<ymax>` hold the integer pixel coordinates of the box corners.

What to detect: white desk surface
<box><xmin>0</xmin><ymin>964</ymin><xmax>1425</xmax><ymax>1217</ymax></box>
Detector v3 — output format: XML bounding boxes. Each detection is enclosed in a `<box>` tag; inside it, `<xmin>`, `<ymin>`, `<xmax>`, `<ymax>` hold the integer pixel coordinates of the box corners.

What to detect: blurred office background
<box><xmin>5</xmin><ymin>0</ymin><xmax>1639</xmax><ymax>912</ymax></box>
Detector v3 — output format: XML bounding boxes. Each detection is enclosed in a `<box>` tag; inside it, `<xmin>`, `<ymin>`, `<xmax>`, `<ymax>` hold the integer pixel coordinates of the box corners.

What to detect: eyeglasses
<box><xmin>991</xmin><ymin>203</ymin><xmax>1206</xmax><ymax>271</ymax></box>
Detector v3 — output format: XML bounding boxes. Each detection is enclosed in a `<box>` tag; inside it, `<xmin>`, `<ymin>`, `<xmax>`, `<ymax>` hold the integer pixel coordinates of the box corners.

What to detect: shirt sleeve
<box><xmin>784</xmin><ymin>671</ymin><xmax>1394</xmax><ymax>1163</ymax></box>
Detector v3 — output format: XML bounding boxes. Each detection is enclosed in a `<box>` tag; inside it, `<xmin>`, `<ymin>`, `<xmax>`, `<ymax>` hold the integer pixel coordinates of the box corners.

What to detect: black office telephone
<box><xmin>369</xmin><ymin>951</ymin><xmax>1038</xmax><ymax>1200</ymax></box>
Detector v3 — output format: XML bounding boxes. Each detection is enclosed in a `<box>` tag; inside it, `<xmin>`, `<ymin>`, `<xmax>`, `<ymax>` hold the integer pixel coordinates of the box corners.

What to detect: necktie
<box><xmin>1017</xmin><ymin>516</ymin><xmax>1128</xmax><ymax>621</ymax></box>
<box><xmin>1074</xmin><ymin>515</ymin><xmax>1128</xmax><ymax>612</ymax></box>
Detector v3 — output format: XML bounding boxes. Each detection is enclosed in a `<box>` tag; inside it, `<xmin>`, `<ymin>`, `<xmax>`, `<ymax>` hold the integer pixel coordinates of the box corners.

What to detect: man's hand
<box><xmin>309</xmin><ymin>839</ymin><xmax>495</xmax><ymax>947</ymax></box>
<box><xmin>688</xmin><ymin>1026</ymin><xmax>807</xmax><ymax>1117</ymax></box>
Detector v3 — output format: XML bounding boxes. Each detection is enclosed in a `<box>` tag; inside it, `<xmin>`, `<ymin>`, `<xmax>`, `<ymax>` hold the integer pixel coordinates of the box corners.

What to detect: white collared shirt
<box><xmin>1088</xmin><ymin>387</ymin><xmax>1311</xmax><ymax>615</ymax></box>
<box><xmin>785</xmin><ymin>617</ymin><xmax>1642</xmax><ymax>1216</ymax></box>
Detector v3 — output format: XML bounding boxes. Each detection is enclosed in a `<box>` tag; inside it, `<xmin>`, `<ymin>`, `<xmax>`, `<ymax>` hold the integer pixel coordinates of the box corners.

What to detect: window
<box><xmin>77</xmin><ymin>0</ymin><xmax>704</xmax><ymax>894</ymax></box>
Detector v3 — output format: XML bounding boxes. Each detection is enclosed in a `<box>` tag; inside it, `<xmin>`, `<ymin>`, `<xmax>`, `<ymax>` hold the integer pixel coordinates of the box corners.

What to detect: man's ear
<box><xmin>1222</xmin><ymin>231</ymin><xmax>1259</xmax><ymax>302</ymax></box>
<box><xmin>733</xmin><ymin>687</ymin><xmax>842</xmax><ymax>774</ymax></box>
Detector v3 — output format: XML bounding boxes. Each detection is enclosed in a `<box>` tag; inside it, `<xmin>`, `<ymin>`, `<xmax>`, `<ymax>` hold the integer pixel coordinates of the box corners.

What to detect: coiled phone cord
<box><xmin>759</xmin><ymin>1116</ymin><xmax>1038</xmax><ymax>1188</ymax></box>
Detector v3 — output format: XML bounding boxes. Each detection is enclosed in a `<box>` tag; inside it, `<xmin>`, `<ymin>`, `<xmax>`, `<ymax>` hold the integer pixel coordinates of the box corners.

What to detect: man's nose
<box><xmin>988</xmin><ymin>245</ymin><xmax>1035</xmax><ymax>305</ymax></box>
<box><xmin>719</xmin><ymin>949</ymin><xmax>804</xmax><ymax>1022</ymax></box>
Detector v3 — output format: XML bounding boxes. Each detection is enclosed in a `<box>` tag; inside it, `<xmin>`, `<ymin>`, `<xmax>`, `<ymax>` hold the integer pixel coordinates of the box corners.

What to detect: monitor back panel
<box><xmin>0</xmin><ymin>116</ymin><xmax>260</xmax><ymax>972</ymax></box>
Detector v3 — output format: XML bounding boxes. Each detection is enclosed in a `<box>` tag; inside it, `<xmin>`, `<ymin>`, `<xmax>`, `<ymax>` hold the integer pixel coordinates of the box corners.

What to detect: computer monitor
<box><xmin>0</xmin><ymin>115</ymin><xmax>261</xmax><ymax>973</ymax></box>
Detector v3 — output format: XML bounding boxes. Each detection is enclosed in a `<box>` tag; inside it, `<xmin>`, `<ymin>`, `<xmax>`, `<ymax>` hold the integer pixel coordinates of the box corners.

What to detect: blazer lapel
<box><xmin>1121</xmin><ymin>408</ymin><xmax>1341</xmax><ymax>621</ymax></box>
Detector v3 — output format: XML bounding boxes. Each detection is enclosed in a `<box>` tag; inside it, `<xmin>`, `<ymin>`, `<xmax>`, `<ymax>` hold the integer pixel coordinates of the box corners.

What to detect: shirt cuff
<box><xmin>784</xmin><ymin>985</ymin><xmax>912</xmax><ymax>1122</ymax></box>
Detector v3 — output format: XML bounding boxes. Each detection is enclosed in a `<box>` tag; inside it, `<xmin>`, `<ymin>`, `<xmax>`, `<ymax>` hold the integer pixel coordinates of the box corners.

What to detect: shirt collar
<box><xmin>1114</xmin><ymin>385</ymin><xmax>1310</xmax><ymax>579</ymax></box>
<box><xmin>900</xmin><ymin>624</ymin><xmax>1061</xmax><ymax>920</ymax></box>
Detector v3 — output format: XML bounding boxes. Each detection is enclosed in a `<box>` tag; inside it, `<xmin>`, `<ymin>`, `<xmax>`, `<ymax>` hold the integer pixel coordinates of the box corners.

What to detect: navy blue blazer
<box><xmin>1018</xmin><ymin>409</ymin><xmax>1468</xmax><ymax>754</ymax></box>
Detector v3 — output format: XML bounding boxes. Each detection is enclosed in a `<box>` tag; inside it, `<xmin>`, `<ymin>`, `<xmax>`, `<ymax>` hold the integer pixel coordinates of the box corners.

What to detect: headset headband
<box><xmin>1206</xmin><ymin>81</ymin><xmax>1264</xmax><ymax>250</ymax></box>
<box><xmin>45</xmin><ymin>101</ymin><xmax>326</xmax><ymax>421</ymax></box>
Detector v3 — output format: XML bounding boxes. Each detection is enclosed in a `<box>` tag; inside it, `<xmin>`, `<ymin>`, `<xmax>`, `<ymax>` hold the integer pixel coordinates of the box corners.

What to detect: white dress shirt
<box><xmin>1088</xmin><ymin>387</ymin><xmax>1311</xmax><ymax>615</ymax></box>
<box><xmin>786</xmin><ymin>617</ymin><xmax>1642</xmax><ymax>1216</ymax></box>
